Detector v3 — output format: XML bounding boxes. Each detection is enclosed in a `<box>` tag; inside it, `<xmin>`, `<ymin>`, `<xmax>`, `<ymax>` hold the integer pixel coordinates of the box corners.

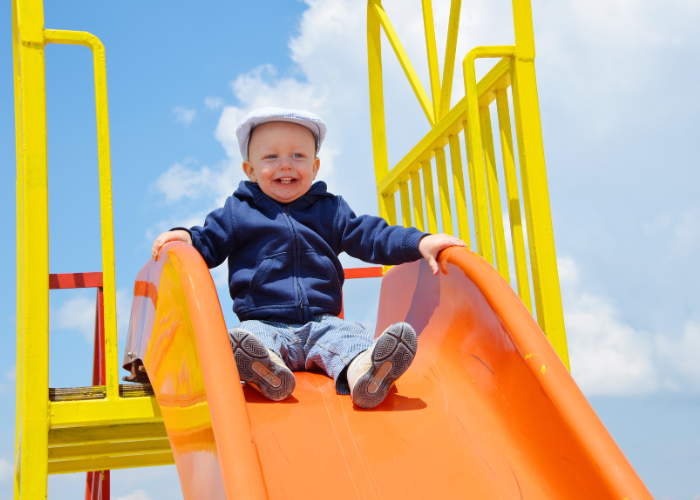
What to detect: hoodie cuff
<box><xmin>402</xmin><ymin>228</ymin><xmax>429</xmax><ymax>262</ymax></box>
<box><xmin>170</xmin><ymin>227</ymin><xmax>196</xmax><ymax>247</ymax></box>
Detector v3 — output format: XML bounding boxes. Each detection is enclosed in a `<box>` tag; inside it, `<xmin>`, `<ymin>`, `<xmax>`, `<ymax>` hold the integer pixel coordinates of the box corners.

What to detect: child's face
<box><xmin>242</xmin><ymin>121</ymin><xmax>320</xmax><ymax>204</ymax></box>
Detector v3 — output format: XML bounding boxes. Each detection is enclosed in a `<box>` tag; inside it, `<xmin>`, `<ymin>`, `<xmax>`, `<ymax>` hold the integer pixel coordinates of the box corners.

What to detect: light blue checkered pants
<box><xmin>234</xmin><ymin>314</ymin><xmax>373</xmax><ymax>395</ymax></box>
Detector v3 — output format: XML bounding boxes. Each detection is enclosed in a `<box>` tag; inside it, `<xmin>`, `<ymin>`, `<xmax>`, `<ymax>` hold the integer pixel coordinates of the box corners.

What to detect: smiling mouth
<box><xmin>275</xmin><ymin>177</ymin><xmax>298</xmax><ymax>185</ymax></box>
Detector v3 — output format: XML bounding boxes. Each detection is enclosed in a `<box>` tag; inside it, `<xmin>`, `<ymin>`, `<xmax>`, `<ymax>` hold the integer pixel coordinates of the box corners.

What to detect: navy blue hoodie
<box><xmin>178</xmin><ymin>181</ymin><xmax>427</xmax><ymax>323</ymax></box>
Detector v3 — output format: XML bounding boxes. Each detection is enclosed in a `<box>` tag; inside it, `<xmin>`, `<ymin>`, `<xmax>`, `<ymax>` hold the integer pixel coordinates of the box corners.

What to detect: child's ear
<box><xmin>312</xmin><ymin>157</ymin><xmax>320</xmax><ymax>180</ymax></box>
<box><xmin>242</xmin><ymin>161</ymin><xmax>256</xmax><ymax>182</ymax></box>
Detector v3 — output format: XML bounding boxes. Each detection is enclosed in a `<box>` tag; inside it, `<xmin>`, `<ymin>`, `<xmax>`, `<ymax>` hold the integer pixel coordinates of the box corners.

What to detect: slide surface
<box><xmin>124</xmin><ymin>242</ymin><xmax>652</xmax><ymax>499</ymax></box>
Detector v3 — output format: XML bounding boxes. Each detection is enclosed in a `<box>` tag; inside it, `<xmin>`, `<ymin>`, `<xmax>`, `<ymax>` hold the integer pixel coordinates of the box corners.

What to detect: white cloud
<box><xmin>114</xmin><ymin>490</ymin><xmax>153</xmax><ymax>500</ymax></box>
<box><xmin>173</xmin><ymin>107</ymin><xmax>196</xmax><ymax>126</ymax></box>
<box><xmin>153</xmin><ymin>159</ymin><xmax>240</xmax><ymax>207</ymax></box>
<box><xmin>5</xmin><ymin>366</ymin><xmax>16</xmax><ymax>381</ymax></box>
<box><xmin>55</xmin><ymin>294</ymin><xmax>96</xmax><ymax>341</ymax></box>
<box><xmin>533</xmin><ymin>0</ymin><xmax>700</xmax><ymax>134</ymax></box>
<box><xmin>561</xmin><ymin>256</ymin><xmax>700</xmax><ymax>396</ymax></box>
<box><xmin>54</xmin><ymin>289</ymin><xmax>131</xmax><ymax>343</ymax></box>
<box><xmin>204</xmin><ymin>96</ymin><xmax>225</xmax><ymax>110</ymax></box>
<box><xmin>643</xmin><ymin>210</ymin><xmax>700</xmax><ymax>258</ymax></box>
<box><xmin>657</xmin><ymin>322</ymin><xmax>700</xmax><ymax>392</ymax></box>
<box><xmin>562</xmin><ymin>257</ymin><xmax>658</xmax><ymax>396</ymax></box>
<box><xmin>155</xmin><ymin>161</ymin><xmax>213</xmax><ymax>204</ymax></box>
<box><xmin>670</xmin><ymin>211</ymin><xmax>700</xmax><ymax>257</ymax></box>
<box><xmin>0</xmin><ymin>458</ymin><xmax>12</xmax><ymax>483</ymax></box>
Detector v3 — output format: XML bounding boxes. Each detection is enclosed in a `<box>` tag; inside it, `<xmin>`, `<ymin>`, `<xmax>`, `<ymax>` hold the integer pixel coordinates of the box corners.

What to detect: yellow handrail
<box><xmin>43</xmin><ymin>29</ymin><xmax>120</xmax><ymax>400</ymax></box>
<box><xmin>366</xmin><ymin>0</ymin><xmax>569</xmax><ymax>370</ymax></box>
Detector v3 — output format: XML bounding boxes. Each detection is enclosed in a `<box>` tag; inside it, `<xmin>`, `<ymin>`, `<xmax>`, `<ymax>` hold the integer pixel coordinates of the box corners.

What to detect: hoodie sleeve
<box><xmin>335</xmin><ymin>197</ymin><xmax>428</xmax><ymax>265</ymax></box>
<box><xmin>171</xmin><ymin>196</ymin><xmax>237</xmax><ymax>269</ymax></box>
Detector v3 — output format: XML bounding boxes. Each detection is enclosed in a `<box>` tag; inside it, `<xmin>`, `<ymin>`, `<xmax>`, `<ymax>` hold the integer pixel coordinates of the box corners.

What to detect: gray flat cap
<box><xmin>235</xmin><ymin>107</ymin><xmax>327</xmax><ymax>161</ymax></box>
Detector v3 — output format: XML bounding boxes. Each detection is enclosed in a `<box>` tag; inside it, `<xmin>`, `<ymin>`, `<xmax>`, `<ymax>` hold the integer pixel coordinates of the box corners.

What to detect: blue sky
<box><xmin>3</xmin><ymin>0</ymin><xmax>700</xmax><ymax>498</ymax></box>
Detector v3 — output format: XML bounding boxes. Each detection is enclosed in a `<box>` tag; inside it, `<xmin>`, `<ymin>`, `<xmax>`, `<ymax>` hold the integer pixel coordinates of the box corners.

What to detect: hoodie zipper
<box><xmin>283</xmin><ymin>205</ymin><xmax>304</xmax><ymax>312</ymax></box>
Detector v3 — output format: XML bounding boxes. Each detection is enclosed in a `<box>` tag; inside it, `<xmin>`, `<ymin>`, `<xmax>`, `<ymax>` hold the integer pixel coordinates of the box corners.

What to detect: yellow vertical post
<box><xmin>11</xmin><ymin>2</ymin><xmax>24</xmax><ymax>497</ymax></box>
<box><xmin>462</xmin><ymin>109</ymin><xmax>493</xmax><ymax>263</ymax></box>
<box><xmin>399</xmin><ymin>182</ymin><xmax>412</xmax><ymax>227</ymax></box>
<box><xmin>421</xmin><ymin>0</ymin><xmax>441</xmax><ymax>122</ymax></box>
<box><xmin>462</xmin><ymin>59</ymin><xmax>493</xmax><ymax>264</ymax></box>
<box><xmin>14</xmin><ymin>0</ymin><xmax>50</xmax><ymax>496</ymax></box>
<box><xmin>462</xmin><ymin>121</ymin><xmax>479</xmax><ymax>242</ymax></box>
<box><xmin>421</xmin><ymin>160</ymin><xmax>438</xmax><ymax>234</ymax></box>
<box><xmin>510</xmin><ymin>0</ymin><xmax>569</xmax><ymax>369</ymax></box>
<box><xmin>496</xmin><ymin>89</ymin><xmax>532</xmax><ymax>312</ymax></box>
<box><xmin>91</xmin><ymin>35</ymin><xmax>119</xmax><ymax>401</ymax></box>
<box><xmin>448</xmin><ymin>134</ymin><xmax>471</xmax><ymax>247</ymax></box>
<box><xmin>410</xmin><ymin>170</ymin><xmax>425</xmax><ymax>232</ymax></box>
<box><xmin>434</xmin><ymin>148</ymin><xmax>453</xmax><ymax>235</ymax></box>
<box><xmin>479</xmin><ymin>105</ymin><xmax>510</xmax><ymax>282</ymax></box>
<box><xmin>439</xmin><ymin>0</ymin><xmax>462</xmax><ymax>119</ymax></box>
<box><xmin>367</xmin><ymin>1</ymin><xmax>397</xmax><ymax>225</ymax></box>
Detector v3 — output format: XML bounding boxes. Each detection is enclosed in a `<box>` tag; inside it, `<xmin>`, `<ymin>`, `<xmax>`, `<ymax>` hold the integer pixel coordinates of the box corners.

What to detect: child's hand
<box><xmin>151</xmin><ymin>230</ymin><xmax>192</xmax><ymax>260</ymax></box>
<box><xmin>418</xmin><ymin>234</ymin><xmax>467</xmax><ymax>275</ymax></box>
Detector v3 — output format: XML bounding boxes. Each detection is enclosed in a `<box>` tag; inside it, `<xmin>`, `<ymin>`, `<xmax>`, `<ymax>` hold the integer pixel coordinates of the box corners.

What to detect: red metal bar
<box><xmin>49</xmin><ymin>272</ymin><xmax>103</xmax><ymax>290</ymax></box>
<box><xmin>86</xmin><ymin>287</ymin><xmax>109</xmax><ymax>500</ymax></box>
<box><xmin>339</xmin><ymin>267</ymin><xmax>384</xmax><ymax>318</ymax></box>
<box><xmin>344</xmin><ymin>267</ymin><xmax>383</xmax><ymax>279</ymax></box>
<box><xmin>97</xmin><ymin>288</ymin><xmax>106</xmax><ymax>386</ymax></box>
<box><xmin>85</xmin><ymin>472</ymin><xmax>95</xmax><ymax>500</ymax></box>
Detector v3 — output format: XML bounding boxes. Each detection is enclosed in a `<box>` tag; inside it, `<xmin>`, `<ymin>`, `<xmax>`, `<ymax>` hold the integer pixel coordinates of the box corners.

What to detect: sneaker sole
<box><xmin>229</xmin><ymin>328</ymin><xmax>295</xmax><ymax>401</ymax></box>
<box><xmin>352</xmin><ymin>322</ymin><xmax>417</xmax><ymax>409</ymax></box>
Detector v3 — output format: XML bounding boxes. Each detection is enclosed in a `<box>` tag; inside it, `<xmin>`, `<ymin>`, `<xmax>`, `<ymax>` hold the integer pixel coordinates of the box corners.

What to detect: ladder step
<box><xmin>49</xmin><ymin>384</ymin><xmax>154</xmax><ymax>401</ymax></box>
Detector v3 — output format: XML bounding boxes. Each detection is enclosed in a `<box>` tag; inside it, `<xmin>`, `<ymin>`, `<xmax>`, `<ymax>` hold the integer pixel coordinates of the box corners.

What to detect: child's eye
<box><xmin>265</xmin><ymin>154</ymin><xmax>277</xmax><ymax>159</ymax></box>
<box><xmin>292</xmin><ymin>153</ymin><xmax>303</xmax><ymax>158</ymax></box>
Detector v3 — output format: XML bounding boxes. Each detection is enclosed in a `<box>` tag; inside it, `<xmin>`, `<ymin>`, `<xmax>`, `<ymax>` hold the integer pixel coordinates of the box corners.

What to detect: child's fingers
<box><xmin>437</xmin><ymin>236</ymin><xmax>466</xmax><ymax>251</ymax></box>
<box><xmin>445</xmin><ymin>236</ymin><xmax>466</xmax><ymax>246</ymax></box>
<box><xmin>427</xmin><ymin>255</ymin><xmax>439</xmax><ymax>275</ymax></box>
<box><xmin>152</xmin><ymin>235</ymin><xmax>167</xmax><ymax>260</ymax></box>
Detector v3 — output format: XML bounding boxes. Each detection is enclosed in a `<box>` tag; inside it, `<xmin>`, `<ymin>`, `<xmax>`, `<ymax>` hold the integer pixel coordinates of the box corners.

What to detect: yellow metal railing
<box><xmin>13</xmin><ymin>1</ymin><xmax>171</xmax><ymax>497</ymax></box>
<box><xmin>367</xmin><ymin>0</ymin><xmax>569</xmax><ymax>369</ymax></box>
<box><xmin>42</xmin><ymin>28</ymin><xmax>121</xmax><ymax>401</ymax></box>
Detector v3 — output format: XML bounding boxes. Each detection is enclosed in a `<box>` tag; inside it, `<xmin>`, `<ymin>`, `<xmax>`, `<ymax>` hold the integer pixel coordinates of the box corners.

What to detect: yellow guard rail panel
<box><xmin>366</xmin><ymin>0</ymin><xmax>569</xmax><ymax>369</ymax></box>
<box><xmin>13</xmin><ymin>1</ymin><xmax>172</xmax><ymax>498</ymax></box>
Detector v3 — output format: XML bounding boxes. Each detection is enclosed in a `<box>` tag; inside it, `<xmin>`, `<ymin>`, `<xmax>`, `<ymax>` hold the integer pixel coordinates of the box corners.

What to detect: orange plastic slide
<box><xmin>124</xmin><ymin>242</ymin><xmax>653</xmax><ymax>499</ymax></box>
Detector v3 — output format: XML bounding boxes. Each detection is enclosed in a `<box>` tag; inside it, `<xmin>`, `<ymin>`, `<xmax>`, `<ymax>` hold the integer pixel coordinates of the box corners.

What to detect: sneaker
<box><xmin>229</xmin><ymin>328</ymin><xmax>296</xmax><ymax>401</ymax></box>
<box><xmin>347</xmin><ymin>322</ymin><xmax>418</xmax><ymax>409</ymax></box>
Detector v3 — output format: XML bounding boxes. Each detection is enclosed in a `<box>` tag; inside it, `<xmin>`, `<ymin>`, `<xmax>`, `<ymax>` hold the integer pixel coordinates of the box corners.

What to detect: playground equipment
<box><xmin>12</xmin><ymin>0</ymin><xmax>653</xmax><ymax>498</ymax></box>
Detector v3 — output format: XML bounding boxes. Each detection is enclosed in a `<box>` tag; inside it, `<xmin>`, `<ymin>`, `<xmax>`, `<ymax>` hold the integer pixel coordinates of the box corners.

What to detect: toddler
<box><xmin>151</xmin><ymin>108</ymin><xmax>465</xmax><ymax>408</ymax></box>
